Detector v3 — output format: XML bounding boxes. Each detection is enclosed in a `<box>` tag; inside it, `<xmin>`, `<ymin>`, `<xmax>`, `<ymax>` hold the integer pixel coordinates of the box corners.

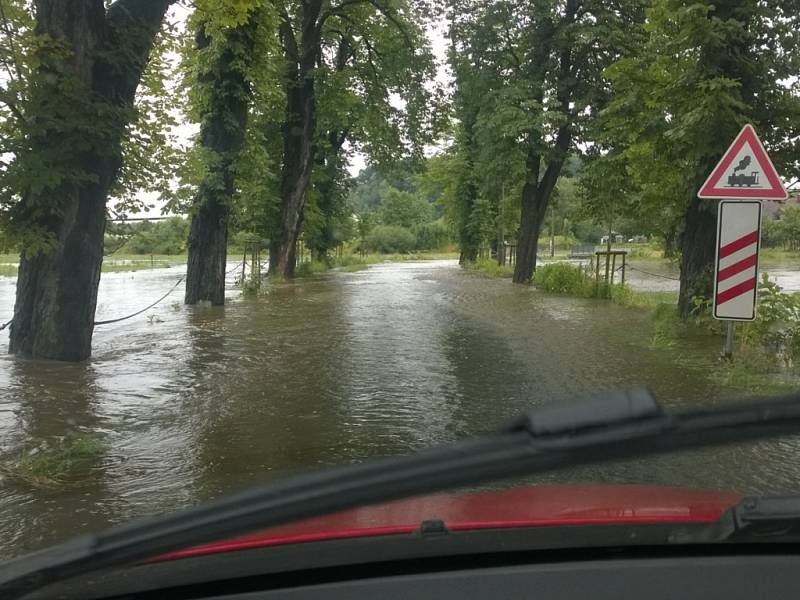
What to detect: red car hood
<box><xmin>157</xmin><ymin>484</ymin><xmax>741</xmax><ymax>562</ymax></box>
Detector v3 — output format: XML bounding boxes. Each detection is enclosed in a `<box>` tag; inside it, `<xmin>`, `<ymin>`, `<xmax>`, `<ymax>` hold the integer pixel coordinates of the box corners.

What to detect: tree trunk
<box><xmin>663</xmin><ymin>224</ymin><xmax>677</xmax><ymax>259</ymax></box>
<box><xmin>185</xmin><ymin>196</ymin><xmax>229</xmax><ymax>305</ymax></box>
<box><xmin>185</xmin><ymin>19</ymin><xmax>258</xmax><ymax>305</ymax></box>
<box><xmin>678</xmin><ymin>197</ymin><xmax>717</xmax><ymax>319</ymax></box>
<box><xmin>513</xmin><ymin>184</ymin><xmax>549</xmax><ymax>283</ymax></box>
<box><xmin>9</xmin><ymin>0</ymin><xmax>170</xmax><ymax>361</ymax></box>
<box><xmin>513</xmin><ymin>136</ymin><xmax>568</xmax><ymax>284</ymax></box>
<box><xmin>270</xmin><ymin>4</ymin><xmax>322</xmax><ymax>278</ymax></box>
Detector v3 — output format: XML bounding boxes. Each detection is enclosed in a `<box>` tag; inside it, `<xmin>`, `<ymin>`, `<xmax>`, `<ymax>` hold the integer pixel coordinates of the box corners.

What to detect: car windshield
<box><xmin>0</xmin><ymin>0</ymin><xmax>799</xmax><ymax>565</ymax></box>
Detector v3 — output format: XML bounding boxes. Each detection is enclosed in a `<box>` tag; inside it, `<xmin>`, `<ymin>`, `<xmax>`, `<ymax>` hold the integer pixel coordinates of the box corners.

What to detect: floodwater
<box><xmin>624</xmin><ymin>260</ymin><xmax>800</xmax><ymax>293</ymax></box>
<box><xmin>1</xmin><ymin>260</ymin><xmax>800</xmax><ymax>558</ymax></box>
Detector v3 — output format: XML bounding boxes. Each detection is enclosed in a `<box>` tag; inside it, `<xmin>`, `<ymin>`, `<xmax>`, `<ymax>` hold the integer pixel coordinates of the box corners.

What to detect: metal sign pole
<box><xmin>723</xmin><ymin>321</ymin><xmax>736</xmax><ymax>360</ymax></box>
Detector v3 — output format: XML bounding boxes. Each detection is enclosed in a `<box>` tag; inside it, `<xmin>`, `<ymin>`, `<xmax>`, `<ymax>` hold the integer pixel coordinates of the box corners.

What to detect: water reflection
<box><xmin>0</xmin><ymin>260</ymin><xmax>800</xmax><ymax>558</ymax></box>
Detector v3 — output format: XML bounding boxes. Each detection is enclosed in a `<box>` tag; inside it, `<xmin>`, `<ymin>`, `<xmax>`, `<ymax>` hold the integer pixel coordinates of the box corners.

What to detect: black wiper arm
<box><xmin>4</xmin><ymin>388</ymin><xmax>800</xmax><ymax>599</ymax></box>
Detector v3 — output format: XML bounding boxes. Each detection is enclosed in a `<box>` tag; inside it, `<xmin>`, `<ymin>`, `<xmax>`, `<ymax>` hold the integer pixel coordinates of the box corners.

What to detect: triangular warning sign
<box><xmin>698</xmin><ymin>124</ymin><xmax>788</xmax><ymax>200</ymax></box>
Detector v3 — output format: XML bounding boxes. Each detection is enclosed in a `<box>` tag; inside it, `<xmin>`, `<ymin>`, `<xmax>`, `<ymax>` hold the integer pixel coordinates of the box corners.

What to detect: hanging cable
<box><xmin>94</xmin><ymin>276</ymin><xmax>185</xmax><ymax>326</ymax></box>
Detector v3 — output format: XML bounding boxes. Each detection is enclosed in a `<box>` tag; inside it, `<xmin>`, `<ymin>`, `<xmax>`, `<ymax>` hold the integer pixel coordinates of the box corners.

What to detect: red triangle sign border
<box><xmin>697</xmin><ymin>124</ymin><xmax>788</xmax><ymax>200</ymax></box>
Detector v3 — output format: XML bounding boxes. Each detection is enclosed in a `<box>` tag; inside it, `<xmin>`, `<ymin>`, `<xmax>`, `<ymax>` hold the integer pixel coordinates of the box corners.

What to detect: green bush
<box><xmin>467</xmin><ymin>257</ymin><xmax>513</xmax><ymax>278</ymax></box>
<box><xmin>366</xmin><ymin>225</ymin><xmax>417</xmax><ymax>254</ymax></box>
<box><xmin>380</xmin><ymin>189</ymin><xmax>433</xmax><ymax>228</ymax></box>
<box><xmin>534</xmin><ymin>263</ymin><xmax>594</xmax><ymax>296</ymax></box>
<box><xmin>413</xmin><ymin>220</ymin><xmax>450</xmax><ymax>250</ymax></box>
<box><xmin>119</xmin><ymin>218</ymin><xmax>190</xmax><ymax>255</ymax></box>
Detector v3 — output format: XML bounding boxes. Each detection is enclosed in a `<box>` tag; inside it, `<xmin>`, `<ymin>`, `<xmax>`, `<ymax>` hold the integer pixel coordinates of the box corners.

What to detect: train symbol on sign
<box><xmin>727</xmin><ymin>156</ymin><xmax>759</xmax><ymax>187</ymax></box>
<box><xmin>698</xmin><ymin>124</ymin><xmax>787</xmax><ymax>200</ymax></box>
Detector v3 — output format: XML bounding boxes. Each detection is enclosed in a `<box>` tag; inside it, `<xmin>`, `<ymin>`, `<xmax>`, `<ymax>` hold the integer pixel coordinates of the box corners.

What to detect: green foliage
<box><xmin>14</xmin><ymin>435</ymin><xmax>107</xmax><ymax>483</ymax></box>
<box><xmin>466</xmin><ymin>258</ymin><xmax>513</xmax><ymax>278</ymax></box>
<box><xmin>111</xmin><ymin>18</ymin><xmax>186</xmax><ymax>214</ymax></box>
<box><xmin>0</xmin><ymin>1</ymin><xmax>186</xmax><ymax>253</ymax></box>
<box><xmin>118</xmin><ymin>218</ymin><xmax>190</xmax><ymax>255</ymax></box>
<box><xmin>609</xmin><ymin>286</ymin><xmax>678</xmax><ymax>309</ymax></box>
<box><xmin>762</xmin><ymin>208</ymin><xmax>800</xmax><ymax>250</ymax></box>
<box><xmin>412</xmin><ymin>220</ymin><xmax>450</xmax><ymax>251</ymax></box>
<box><xmin>739</xmin><ymin>274</ymin><xmax>800</xmax><ymax>361</ymax></box>
<box><xmin>690</xmin><ymin>274</ymin><xmax>800</xmax><ymax>367</ymax></box>
<box><xmin>365</xmin><ymin>225</ymin><xmax>417</xmax><ymax>254</ymax></box>
<box><xmin>534</xmin><ymin>263</ymin><xmax>595</xmax><ymax>296</ymax></box>
<box><xmin>448</xmin><ymin>0</ymin><xmax>644</xmax><ymax>264</ymax></box>
<box><xmin>380</xmin><ymin>189</ymin><xmax>432</xmax><ymax>228</ymax></box>
<box><xmin>590</xmin><ymin>0</ymin><xmax>800</xmax><ymax>300</ymax></box>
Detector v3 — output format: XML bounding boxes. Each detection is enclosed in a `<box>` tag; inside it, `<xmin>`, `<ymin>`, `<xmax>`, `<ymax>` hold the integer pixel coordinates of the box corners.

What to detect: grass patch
<box><xmin>759</xmin><ymin>248</ymin><xmax>800</xmax><ymax>268</ymax></box>
<box><xmin>0</xmin><ymin>263</ymin><xmax>17</xmax><ymax>278</ymax></box>
<box><xmin>609</xmin><ymin>285</ymin><xmax>678</xmax><ymax>309</ymax></box>
<box><xmin>369</xmin><ymin>251</ymin><xmax>459</xmax><ymax>262</ymax></box>
<box><xmin>1</xmin><ymin>435</ymin><xmax>107</xmax><ymax>487</ymax></box>
<box><xmin>465</xmin><ymin>257</ymin><xmax>514</xmax><ymax>278</ymax></box>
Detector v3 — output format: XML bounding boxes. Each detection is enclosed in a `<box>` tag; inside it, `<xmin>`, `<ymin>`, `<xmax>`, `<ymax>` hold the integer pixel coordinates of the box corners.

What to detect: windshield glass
<box><xmin>0</xmin><ymin>0</ymin><xmax>799</xmax><ymax>562</ymax></box>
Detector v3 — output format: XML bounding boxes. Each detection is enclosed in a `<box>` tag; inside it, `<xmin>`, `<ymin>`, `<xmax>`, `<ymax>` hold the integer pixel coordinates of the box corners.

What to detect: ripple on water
<box><xmin>0</xmin><ymin>260</ymin><xmax>799</xmax><ymax>557</ymax></box>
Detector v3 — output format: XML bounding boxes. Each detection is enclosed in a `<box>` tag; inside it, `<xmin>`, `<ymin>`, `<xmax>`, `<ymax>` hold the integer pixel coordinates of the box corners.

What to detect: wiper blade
<box><xmin>681</xmin><ymin>495</ymin><xmax>800</xmax><ymax>544</ymax></box>
<box><xmin>4</xmin><ymin>388</ymin><xmax>800</xmax><ymax>599</ymax></box>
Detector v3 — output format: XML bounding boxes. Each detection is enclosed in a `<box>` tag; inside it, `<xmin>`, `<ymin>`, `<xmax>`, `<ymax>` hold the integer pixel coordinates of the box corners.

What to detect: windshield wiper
<box><xmin>4</xmin><ymin>388</ymin><xmax>800</xmax><ymax>599</ymax></box>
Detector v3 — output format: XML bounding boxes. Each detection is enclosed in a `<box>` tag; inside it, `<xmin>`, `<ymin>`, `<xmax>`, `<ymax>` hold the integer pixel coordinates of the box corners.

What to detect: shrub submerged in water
<box><xmin>534</xmin><ymin>263</ymin><xmax>593</xmax><ymax>296</ymax></box>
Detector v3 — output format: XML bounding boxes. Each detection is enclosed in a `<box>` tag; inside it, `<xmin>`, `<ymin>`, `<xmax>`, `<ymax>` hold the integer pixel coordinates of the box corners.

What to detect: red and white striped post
<box><xmin>713</xmin><ymin>202</ymin><xmax>762</xmax><ymax>359</ymax></box>
<box><xmin>698</xmin><ymin>125</ymin><xmax>788</xmax><ymax>361</ymax></box>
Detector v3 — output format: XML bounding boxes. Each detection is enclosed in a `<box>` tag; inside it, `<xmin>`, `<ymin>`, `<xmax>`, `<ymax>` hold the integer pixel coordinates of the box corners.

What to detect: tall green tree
<box><xmin>448</xmin><ymin>0</ymin><xmax>642</xmax><ymax>281</ymax></box>
<box><xmin>600</xmin><ymin>0</ymin><xmax>800</xmax><ymax>317</ymax></box>
<box><xmin>268</xmin><ymin>0</ymin><xmax>435</xmax><ymax>277</ymax></box>
<box><xmin>0</xmin><ymin>0</ymin><xmax>174</xmax><ymax>361</ymax></box>
<box><xmin>184</xmin><ymin>3</ymin><xmax>264</xmax><ymax>305</ymax></box>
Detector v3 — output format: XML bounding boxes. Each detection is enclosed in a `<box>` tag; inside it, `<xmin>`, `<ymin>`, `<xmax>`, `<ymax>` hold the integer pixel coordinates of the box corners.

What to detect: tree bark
<box><xmin>9</xmin><ymin>0</ymin><xmax>170</xmax><ymax>361</ymax></box>
<box><xmin>514</xmin><ymin>184</ymin><xmax>549</xmax><ymax>283</ymax></box>
<box><xmin>185</xmin><ymin>19</ymin><xmax>258</xmax><ymax>305</ymax></box>
<box><xmin>513</xmin><ymin>130</ymin><xmax>569</xmax><ymax>284</ymax></box>
<box><xmin>678</xmin><ymin>196</ymin><xmax>717</xmax><ymax>319</ymax></box>
<box><xmin>663</xmin><ymin>224</ymin><xmax>677</xmax><ymax>259</ymax></box>
<box><xmin>270</xmin><ymin>3</ymin><xmax>322</xmax><ymax>278</ymax></box>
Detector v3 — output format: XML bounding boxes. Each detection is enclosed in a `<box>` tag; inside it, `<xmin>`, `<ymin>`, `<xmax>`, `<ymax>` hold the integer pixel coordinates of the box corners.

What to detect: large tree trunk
<box><xmin>514</xmin><ymin>185</ymin><xmax>547</xmax><ymax>283</ymax></box>
<box><xmin>9</xmin><ymin>0</ymin><xmax>170</xmax><ymax>361</ymax></box>
<box><xmin>185</xmin><ymin>20</ymin><xmax>257</xmax><ymax>305</ymax></box>
<box><xmin>678</xmin><ymin>196</ymin><xmax>717</xmax><ymax>319</ymax></box>
<box><xmin>270</xmin><ymin>4</ymin><xmax>322</xmax><ymax>278</ymax></box>
<box><xmin>270</xmin><ymin>74</ymin><xmax>316</xmax><ymax>278</ymax></box>
<box><xmin>185</xmin><ymin>196</ymin><xmax>229</xmax><ymax>306</ymax></box>
<box><xmin>513</xmin><ymin>134</ymin><xmax>569</xmax><ymax>284</ymax></box>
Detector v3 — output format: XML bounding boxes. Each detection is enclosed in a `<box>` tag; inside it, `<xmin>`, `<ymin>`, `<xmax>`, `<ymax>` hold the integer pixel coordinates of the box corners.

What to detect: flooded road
<box><xmin>1</xmin><ymin>260</ymin><xmax>800</xmax><ymax>558</ymax></box>
<box><xmin>625</xmin><ymin>260</ymin><xmax>800</xmax><ymax>293</ymax></box>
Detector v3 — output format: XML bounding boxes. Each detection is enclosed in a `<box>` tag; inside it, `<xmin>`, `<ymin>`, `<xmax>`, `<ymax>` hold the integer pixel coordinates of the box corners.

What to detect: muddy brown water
<box><xmin>1</xmin><ymin>260</ymin><xmax>799</xmax><ymax>559</ymax></box>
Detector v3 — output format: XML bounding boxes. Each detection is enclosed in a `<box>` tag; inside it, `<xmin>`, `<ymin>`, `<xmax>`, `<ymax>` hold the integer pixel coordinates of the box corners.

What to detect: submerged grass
<box><xmin>1</xmin><ymin>435</ymin><xmax>107</xmax><ymax>487</ymax></box>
